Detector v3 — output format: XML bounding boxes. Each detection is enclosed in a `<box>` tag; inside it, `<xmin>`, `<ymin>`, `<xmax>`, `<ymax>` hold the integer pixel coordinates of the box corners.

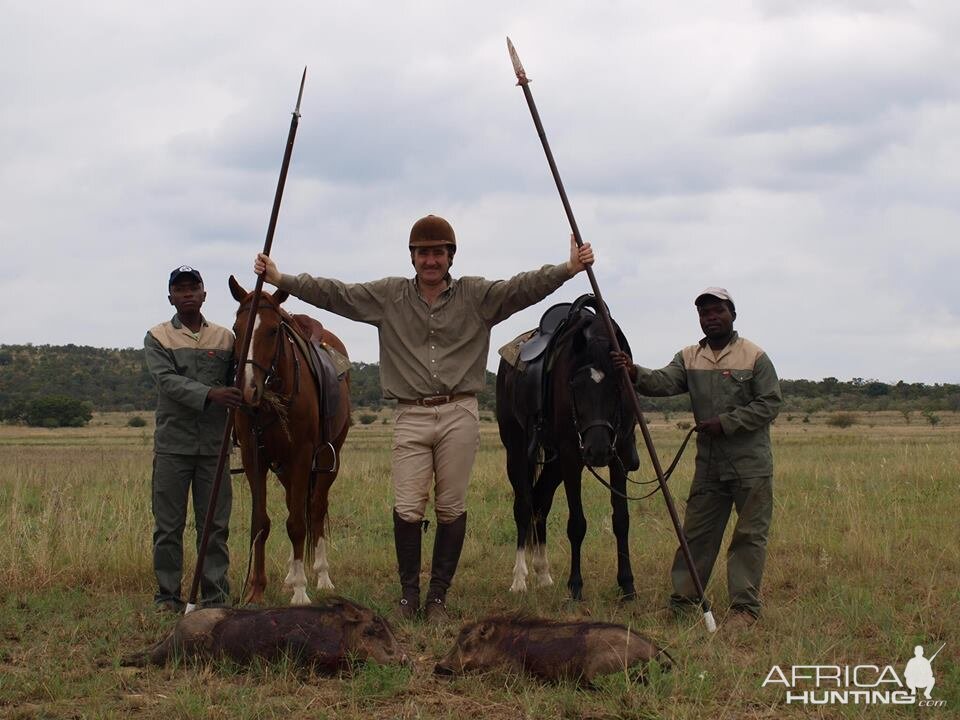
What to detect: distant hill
<box><xmin>1</xmin><ymin>344</ymin><xmax>957</xmax><ymax>421</ymax></box>
<box><xmin>0</xmin><ymin>344</ymin><xmax>496</xmax><ymax>420</ymax></box>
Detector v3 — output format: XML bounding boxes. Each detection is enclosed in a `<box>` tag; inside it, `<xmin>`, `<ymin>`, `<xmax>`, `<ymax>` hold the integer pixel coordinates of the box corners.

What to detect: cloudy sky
<box><xmin>3</xmin><ymin>1</ymin><xmax>958</xmax><ymax>383</ymax></box>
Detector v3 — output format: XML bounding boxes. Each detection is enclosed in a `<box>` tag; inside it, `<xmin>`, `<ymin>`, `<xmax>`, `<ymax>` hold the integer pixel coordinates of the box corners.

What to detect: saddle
<box><xmin>289</xmin><ymin>314</ymin><xmax>350</xmax><ymax>458</ymax></box>
<box><xmin>499</xmin><ymin>294</ymin><xmax>613</xmax><ymax>463</ymax></box>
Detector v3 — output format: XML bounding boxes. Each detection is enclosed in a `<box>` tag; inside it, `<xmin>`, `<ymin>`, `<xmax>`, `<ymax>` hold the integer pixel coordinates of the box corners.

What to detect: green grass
<box><xmin>0</xmin><ymin>412</ymin><xmax>957</xmax><ymax>718</ymax></box>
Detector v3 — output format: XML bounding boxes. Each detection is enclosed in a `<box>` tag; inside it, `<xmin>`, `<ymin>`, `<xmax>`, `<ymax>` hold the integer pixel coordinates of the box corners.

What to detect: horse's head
<box><xmin>229</xmin><ymin>275</ymin><xmax>290</xmax><ymax>407</ymax></box>
<box><xmin>563</xmin><ymin>312</ymin><xmax>634</xmax><ymax>468</ymax></box>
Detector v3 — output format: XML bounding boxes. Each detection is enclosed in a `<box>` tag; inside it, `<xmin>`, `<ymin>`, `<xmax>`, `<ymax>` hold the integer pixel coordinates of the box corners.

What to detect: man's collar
<box><xmin>171</xmin><ymin>314</ymin><xmax>208</xmax><ymax>329</ymax></box>
<box><xmin>412</xmin><ymin>275</ymin><xmax>456</xmax><ymax>296</ymax></box>
<box><xmin>698</xmin><ymin>330</ymin><xmax>738</xmax><ymax>350</ymax></box>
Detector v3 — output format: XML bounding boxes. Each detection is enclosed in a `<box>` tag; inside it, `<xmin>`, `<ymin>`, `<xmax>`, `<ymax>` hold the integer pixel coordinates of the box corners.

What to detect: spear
<box><xmin>185</xmin><ymin>68</ymin><xmax>307</xmax><ymax>614</ymax></box>
<box><xmin>506</xmin><ymin>38</ymin><xmax>716</xmax><ymax>632</ymax></box>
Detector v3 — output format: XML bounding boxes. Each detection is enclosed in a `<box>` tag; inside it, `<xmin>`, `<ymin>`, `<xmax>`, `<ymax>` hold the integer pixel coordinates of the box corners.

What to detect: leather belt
<box><xmin>398</xmin><ymin>393</ymin><xmax>474</xmax><ymax>408</ymax></box>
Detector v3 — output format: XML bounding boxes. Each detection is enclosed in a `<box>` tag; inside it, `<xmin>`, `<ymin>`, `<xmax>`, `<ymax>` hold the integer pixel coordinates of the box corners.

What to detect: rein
<box><xmin>583</xmin><ymin>426</ymin><xmax>697</xmax><ymax>502</ymax></box>
<box><xmin>236</xmin><ymin>301</ymin><xmax>302</xmax><ymax>398</ymax></box>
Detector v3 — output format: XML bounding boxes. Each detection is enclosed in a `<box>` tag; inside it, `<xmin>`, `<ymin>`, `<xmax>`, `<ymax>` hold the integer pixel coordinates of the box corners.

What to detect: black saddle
<box><xmin>512</xmin><ymin>294</ymin><xmax>618</xmax><ymax>463</ymax></box>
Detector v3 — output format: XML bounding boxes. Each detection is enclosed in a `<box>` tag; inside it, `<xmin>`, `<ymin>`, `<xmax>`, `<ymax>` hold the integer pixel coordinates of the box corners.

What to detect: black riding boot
<box><xmin>424</xmin><ymin>512</ymin><xmax>467</xmax><ymax>624</ymax></box>
<box><xmin>393</xmin><ymin>508</ymin><xmax>423</xmax><ymax>620</ymax></box>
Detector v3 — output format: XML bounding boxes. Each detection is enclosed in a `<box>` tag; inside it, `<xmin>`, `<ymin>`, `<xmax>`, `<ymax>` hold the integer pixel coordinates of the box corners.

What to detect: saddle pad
<box><xmin>321</xmin><ymin>344</ymin><xmax>351</xmax><ymax>378</ymax></box>
<box><xmin>498</xmin><ymin>329</ymin><xmax>536</xmax><ymax>369</ymax></box>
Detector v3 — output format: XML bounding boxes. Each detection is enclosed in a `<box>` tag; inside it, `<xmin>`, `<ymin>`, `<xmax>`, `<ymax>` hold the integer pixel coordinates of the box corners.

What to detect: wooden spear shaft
<box><xmin>506</xmin><ymin>38</ymin><xmax>716</xmax><ymax>632</ymax></box>
<box><xmin>185</xmin><ymin>68</ymin><xmax>307</xmax><ymax>614</ymax></box>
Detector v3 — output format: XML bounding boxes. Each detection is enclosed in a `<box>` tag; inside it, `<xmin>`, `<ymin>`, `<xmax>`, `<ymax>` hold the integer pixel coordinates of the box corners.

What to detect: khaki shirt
<box><xmin>633</xmin><ymin>332</ymin><xmax>782</xmax><ymax>480</ymax></box>
<box><xmin>278</xmin><ymin>264</ymin><xmax>572</xmax><ymax>400</ymax></box>
<box><xmin>144</xmin><ymin>315</ymin><xmax>235</xmax><ymax>456</ymax></box>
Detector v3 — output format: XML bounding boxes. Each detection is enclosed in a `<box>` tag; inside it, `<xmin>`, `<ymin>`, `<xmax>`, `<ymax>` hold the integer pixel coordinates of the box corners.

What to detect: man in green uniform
<box><xmin>144</xmin><ymin>266</ymin><xmax>242</xmax><ymax>612</ymax></box>
<box><xmin>254</xmin><ymin>216</ymin><xmax>593</xmax><ymax>622</ymax></box>
<box><xmin>613</xmin><ymin>287</ymin><xmax>781</xmax><ymax>628</ymax></box>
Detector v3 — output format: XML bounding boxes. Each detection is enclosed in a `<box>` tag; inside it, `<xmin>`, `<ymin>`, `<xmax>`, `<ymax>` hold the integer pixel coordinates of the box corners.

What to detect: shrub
<box><xmin>826</xmin><ymin>412</ymin><xmax>857</xmax><ymax>428</ymax></box>
<box><xmin>676</xmin><ymin>421</ymin><xmax>691</xmax><ymax>430</ymax></box>
<box><xmin>358</xmin><ymin>413</ymin><xmax>378</xmax><ymax>425</ymax></box>
<box><xmin>922</xmin><ymin>411</ymin><xmax>941</xmax><ymax>428</ymax></box>
<box><xmin>127</xmin><ymin>415</ymin><xmax>147</xmax><ymax>428</ymax></box>
<box><xmin>24</xmin><ymin>396</ymin><xmax>93</xmax><ymax>428</ymax></box>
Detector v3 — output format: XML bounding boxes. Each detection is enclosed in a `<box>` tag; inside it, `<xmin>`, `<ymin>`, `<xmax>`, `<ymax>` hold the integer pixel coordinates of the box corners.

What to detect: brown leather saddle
<box><xmin>289</xmin><ymin>314</ymin><xmax>349</xmax><ymax>467</ymax></box>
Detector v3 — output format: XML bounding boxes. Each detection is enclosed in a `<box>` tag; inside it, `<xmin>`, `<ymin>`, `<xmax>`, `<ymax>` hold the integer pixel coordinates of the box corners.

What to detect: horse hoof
<box><xmin>290</xmin><ymin>589</ymin><xmax>311</xmax><ymax>606</ymax></box>
<box><xmin>619</xmin><ymin>587</ymin><xmax>637</xmax><ymax>603</ymax></box>
<box><xmin>509</xmin><ymin>579</ymin><xmax>528</xmax><ymax>593</ymax></box>
<box><xmin>315</xmin><ymin>576</ymin><xmax>335</xmax><ymax>591</ymax></box>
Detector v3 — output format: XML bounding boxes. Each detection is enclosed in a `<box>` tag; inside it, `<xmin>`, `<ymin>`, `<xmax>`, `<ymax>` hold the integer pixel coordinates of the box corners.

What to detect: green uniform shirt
<box><xmin>633</xmin><ymin>332</ymin><xmax>782</xmax><ymax>480</ymax></box>
<box><xmin>144</xmin><ymin>314</ymin><xmax>235</xmax><ymax>456</ymax></box>
<box><xmin>277</xmin><ymin>264</ymin><xmax>573</xmax><ymax>400</ymax></box>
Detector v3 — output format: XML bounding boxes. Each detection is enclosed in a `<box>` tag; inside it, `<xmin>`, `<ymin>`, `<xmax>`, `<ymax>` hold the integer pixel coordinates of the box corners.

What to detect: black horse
<box><xmin>496</xmin><ymin>298</ymin><xmax>640</xmax><ymax>601</ymax></box>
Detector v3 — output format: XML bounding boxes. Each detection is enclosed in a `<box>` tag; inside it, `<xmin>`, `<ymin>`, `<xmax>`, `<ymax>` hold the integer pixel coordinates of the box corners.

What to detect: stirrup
<box><xmin>312</xmin><ymin>442</ymin><xmax>338</xmax><ymax>473</ymax></box>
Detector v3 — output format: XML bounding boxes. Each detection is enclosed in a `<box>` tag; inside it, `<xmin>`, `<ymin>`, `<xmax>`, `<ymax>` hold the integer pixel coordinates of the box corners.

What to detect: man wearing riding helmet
<box><xmin>254</xmin><ymin>215</ymin><xmax>593</xmax><ymax>622</ymax></box>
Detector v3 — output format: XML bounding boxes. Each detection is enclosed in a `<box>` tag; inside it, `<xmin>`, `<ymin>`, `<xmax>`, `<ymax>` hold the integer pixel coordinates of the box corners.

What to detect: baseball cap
<box><xmin>695</xmin><ymin>287</ymin><xmax>735</xmax><ymax>311</ymax></box>
<box><xmin>168</xmin><ymin>265</ymin><xmax>203</xmax><ymax>286</ymax></box>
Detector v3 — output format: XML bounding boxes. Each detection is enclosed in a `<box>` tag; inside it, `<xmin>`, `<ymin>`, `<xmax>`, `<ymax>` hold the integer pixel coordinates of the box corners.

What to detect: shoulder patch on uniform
<box><xmin>147</xmin><ymin>321</ymin><xmax>180</xmax><ymax>350</ymax></box>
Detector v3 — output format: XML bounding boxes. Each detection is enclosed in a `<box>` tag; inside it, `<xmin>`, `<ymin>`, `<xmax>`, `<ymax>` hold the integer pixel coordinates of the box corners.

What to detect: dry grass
<box><xmin>0</xmin><ymin>411</ymin><xmax>957</xmax><ymax>719</ymax></box>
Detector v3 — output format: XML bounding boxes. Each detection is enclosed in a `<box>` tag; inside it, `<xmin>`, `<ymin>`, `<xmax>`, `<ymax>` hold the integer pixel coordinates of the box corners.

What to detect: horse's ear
<box><xmin>229</xmin><ymin>275</ymin><xmax>246</xmax><ymax>302</ymax></box>
<box><xmin>273</xmin><ymin>289</ymin><xmax>289</xmax><ymax>305</ymax></box>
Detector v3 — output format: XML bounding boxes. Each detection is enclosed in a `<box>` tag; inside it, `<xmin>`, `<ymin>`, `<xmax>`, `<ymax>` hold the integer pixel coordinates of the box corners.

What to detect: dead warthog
<box><xmin>434</xmin><ymin>615</ymin><xmax>671</xmax><ymax>683</ymax></box>
<box><xmin>123</xmin><ymin>597</ymin><xmax>408</xmax><ymax>672</ymax></box>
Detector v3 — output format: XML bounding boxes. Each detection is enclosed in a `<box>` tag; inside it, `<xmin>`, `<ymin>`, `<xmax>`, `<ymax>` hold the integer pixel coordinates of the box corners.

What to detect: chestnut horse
<box><xmin>229</xmin><ymin>276</ymin><xmax>351</xmax><ymax>605</ymax></box>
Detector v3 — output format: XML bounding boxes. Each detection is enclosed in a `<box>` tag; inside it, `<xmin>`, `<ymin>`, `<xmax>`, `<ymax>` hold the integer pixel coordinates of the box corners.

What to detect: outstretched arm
<box><xmin>479</xmin><ymin>235</ymin><xmax>594</xmax><ymax>325</ymax></box>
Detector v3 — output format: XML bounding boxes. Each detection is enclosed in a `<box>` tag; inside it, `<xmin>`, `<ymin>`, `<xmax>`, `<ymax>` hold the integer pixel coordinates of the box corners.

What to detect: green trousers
<box><xmin>152</xmin><ymin>453</ymin><xmax>231</xmax><ymax>605</ymax></box>
<box><xmin>670</xmin><ymin>474</ymin><xmax>772</xmax><ymax>617</ymax></box>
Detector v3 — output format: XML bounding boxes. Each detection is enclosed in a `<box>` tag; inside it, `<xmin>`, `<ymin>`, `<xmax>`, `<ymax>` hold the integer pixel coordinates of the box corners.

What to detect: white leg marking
<box><xmin>510</xmin><ymin>547</ymin><xmax>529</xmax><ymax>593</ymax></box>
<box><xmin>243</xmin><ymin>314</ymin><xmax>261</xmax><ymax>402</ymax></box>
<box><xmin>533</xmin><ymin>544</ymin><xmax>554</xmax><ymax>587</ymax></box>
<box><xmin>286</xmin><ymin>558</ymin><xmax>311</xmax><ymax>605</ymax></box>
<box><xmin>314</xmin><ymin>537</ymin><xmax>335</xmax><ymax>590</ymax></box>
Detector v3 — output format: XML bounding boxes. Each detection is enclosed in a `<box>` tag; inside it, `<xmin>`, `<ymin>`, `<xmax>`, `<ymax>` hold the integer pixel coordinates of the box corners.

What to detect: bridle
<box><xmin>564</xmin><ymin>322</ymin><xmax>695</xmax><ymax>503</ymax></box>
<box><xmin>235</xmin><ymin>301</ymin><xmax>302</xmax><ymax>397</ymax></box>
<box><xmin>569</xmin><ymin>365</ymin><xmax>621</xmax><ymax>458</ymax></box>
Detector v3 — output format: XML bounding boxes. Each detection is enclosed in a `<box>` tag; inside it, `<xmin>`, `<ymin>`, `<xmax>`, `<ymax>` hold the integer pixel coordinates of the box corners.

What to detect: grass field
<box><xmin>0</xmin><ymin>410</ymin><xmax>957</xmax><ymax>719</ymax></box>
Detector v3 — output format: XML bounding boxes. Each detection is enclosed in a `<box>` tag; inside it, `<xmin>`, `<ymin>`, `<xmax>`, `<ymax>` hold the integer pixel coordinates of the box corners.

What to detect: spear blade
<box><xmin>506</xmin><ymin>37</ymin><xmax>530</xmax><ymax>86</ymax></box>
<box><xmin>294</xmin><ymin>66</ymin><xmax>307</xmax><ymax>117</ymax></box>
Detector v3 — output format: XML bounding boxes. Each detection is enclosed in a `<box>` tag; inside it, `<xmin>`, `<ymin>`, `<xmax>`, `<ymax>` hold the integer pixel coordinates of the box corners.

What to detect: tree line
<box><xmin>1</xmin><ymin>344</ymin><xmax>957</xmax><ymax>427</ymax></box>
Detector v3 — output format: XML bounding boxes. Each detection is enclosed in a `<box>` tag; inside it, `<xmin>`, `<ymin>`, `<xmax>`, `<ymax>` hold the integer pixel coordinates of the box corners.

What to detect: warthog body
<box><xmin>435</xmin><ymin>616</ymin><xmax>670</xmax><ymax>683</ymax></box>
<box><xmin>124</xmin><ymin>597</ymin><xmax>407</xmax><ymax>672</ymax></box>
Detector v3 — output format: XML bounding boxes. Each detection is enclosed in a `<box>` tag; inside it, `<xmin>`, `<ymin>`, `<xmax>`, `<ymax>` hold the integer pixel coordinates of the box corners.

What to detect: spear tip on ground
<box><xmin>506</xmin><ymin>36</ymin><xmax>529</xmax><ymax>85</ymax></box>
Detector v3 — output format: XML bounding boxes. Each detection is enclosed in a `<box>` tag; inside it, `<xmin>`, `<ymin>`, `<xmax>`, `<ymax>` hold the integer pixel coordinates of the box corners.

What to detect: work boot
<box><xmin>424</xmin><ymin>512</ymin><xmax>466</xmax><ymax>625</ymax></box>
<box><xmin>724</xmin><ymin>609</ymin><xmax>758</xmax><ymax>632</ymax></box>
<box><xmin>393</xmin><ymin>509</ymin><xmax>423</xmax><ymax>621</ymax></box>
